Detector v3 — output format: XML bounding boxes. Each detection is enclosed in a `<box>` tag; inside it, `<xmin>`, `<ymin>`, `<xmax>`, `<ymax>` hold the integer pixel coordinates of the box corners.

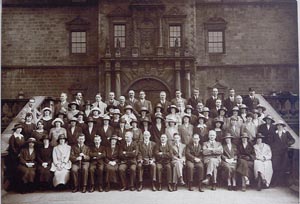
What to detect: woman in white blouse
<box><xmin>50</xmin><ymin>134</ymin><xmax>71</xmax><ymax>189</ymax></box>
<box><xmin>253</xmin><ymin>133</ymin><xmax>273</xmax><ymax>190</ymax></box>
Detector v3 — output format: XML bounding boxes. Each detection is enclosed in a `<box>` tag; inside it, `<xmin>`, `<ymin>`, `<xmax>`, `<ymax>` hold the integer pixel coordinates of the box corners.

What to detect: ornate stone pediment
<box><xmin>107</xmin><ymin>6</ymin><xmax>130</xmax><ymax>17</ymax></box>
<box><xmin>66</xmin><ymin>16</ymin><xmax>90</xmax><ymax>30</ymax></box>
<box><xmin>164</xmin><ymin>6</ymin><xmax>186</xmax><ymax>18</ymax></box>
<box><xmin>204</xmin><ymin>17</ymin><xmax>227</xmax><ymax>30</ymax></box>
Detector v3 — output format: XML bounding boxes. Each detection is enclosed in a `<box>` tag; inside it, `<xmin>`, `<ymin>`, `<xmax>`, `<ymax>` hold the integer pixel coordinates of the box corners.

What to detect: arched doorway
<box><xmin>125</xmin><ymin>77</ymin><xmax>171</xmax><ymax>103</ymax></box>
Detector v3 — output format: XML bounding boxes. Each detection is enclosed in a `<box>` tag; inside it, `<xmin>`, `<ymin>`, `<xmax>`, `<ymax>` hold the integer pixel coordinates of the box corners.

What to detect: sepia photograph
<box><xmin>1</xmin><ymin>0</ymin><xmax>299</xmax><ymax>204</ymax></box>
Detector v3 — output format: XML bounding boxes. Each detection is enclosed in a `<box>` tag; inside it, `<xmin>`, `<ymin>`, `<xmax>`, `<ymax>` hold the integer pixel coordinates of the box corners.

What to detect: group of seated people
<box><xmin>6</xmin><ymin>87</ymin><xmax>295</xmax><ymax>194</ymax></box>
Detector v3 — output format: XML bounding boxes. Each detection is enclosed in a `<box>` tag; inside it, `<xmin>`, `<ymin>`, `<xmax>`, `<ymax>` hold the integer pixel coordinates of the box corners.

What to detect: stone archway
<box><xmin>125</xmin><ymin>77</ymin><xmax>171</xmax><ymax>103</ymax></box>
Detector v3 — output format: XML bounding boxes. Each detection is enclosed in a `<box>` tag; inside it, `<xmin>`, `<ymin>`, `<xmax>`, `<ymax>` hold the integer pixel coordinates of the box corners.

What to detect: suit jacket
<box><xmin>172</xmin><ymin>143</ymin><xmax>186</xmax><ymax>160</ymax></box>
<box><xmin>154</xmin><ymin>143</ymin><xmax>173</xmax><ymax>164</ymax></box>
<box><xmin>178</xmin><ymin>124</ymin><xmax>194</xmax><ymax>145</ymax></box>
<box><xmin>98</xmin><ymin>125</ymin><xmax>114</xmax><ymax>147</ymax></box>
<box><xmin>83</xmin><ymin>126</ymin><xmax>99</xmax><ymax>147</ymax></box>
<box><xmin>55</xmin><ymin>101</ymin><xmax>69</xmax><ymax>116</ymax></box>
<box><xmin>126</xmin><ymin>98</ymin><xmax>139</xmax><ymax>116</ymax></box>
<box><xmin>114</xmin><ymin>127</ymin><xmax>126</xmax><ymax>141</ymax></box>
<box><xmin>187</xmin><ymin>96</ymin><xmax>203</xmax><ymax>110</ymax></box>
<box><xmin>19</xmin><ymin>148</ymin><xmax>37</xmax><ymax>166</ymax></box>
<box><xmin>150</xmin><ymin>123</ymin><xmax>166</xmax><ymax>144</ymax></box>
<box><xmin>237</xmin><ymin>143</ymin><xmax>255</xmax><ymax>161</ymax></box>
<box><xmin>155</xmin><ymin>100</ymin><xmax>171</xmax><ymax>114</ymax></box>
<box><xmin>243</xmin><ymin>95</ymin><xmax>260</xmax><ymax>110</ymax></box>
<box><xmin>257</xmin><ymin>123</ymin><xmax>276</xmax><ymax>145</ymax></box>
<box><xmin>171</xmin><ymin>98</ymin><xmax>187</xmax><ymax>110</ymax></box>
<box><xmin>134</xmin><ymin>99</ymin><xmax>153</xmax><ymax>114</ymax></box>
<box><xmin>105</xmin><ymin>145</ymin><xmax>119</xmax><ymax>163</ymax></box>
<box><xmin>221</xmin><ymin>144</ymin><xmax>237</xmax><ymax>161</ymax></box>
<box><xmin>70</xmin><ymin>144</ymin><xmax>90</xmax><ymax>164</ymax></box>
<box><xmin>105</xmin><ymin>99</ymin><xmax>120</xmax><ymax>107</ymax></box>
<box><xmin>202</xmin><ymin>141</ymin><xmax>223</xmax><ymax>163</ymax></box>
<box><xmin>66</xmin><ymin>126</ymin><xmax>83</xmax><ymax>146</ymax></box>
<box><xmin>92</xmin><ymin>101</ymin><xmax>107</xmax><ymax>116</ymax></box>
<box><xmin>271</xmin><ymin>130</ymin><xmax>295</xmax><ymax>155</ymax></box>
<box><xmin>89</xmin><ymin>145</ymin><xmax>106</xmax><ymax>165</ymax></box>
<box><xmin>185</xmin><ymin>143</ymin><xmax>203</xmax><ymax>162</ymax></box>
<box><xmin>223</xmin><ymin>97</ymin><xmax>236</xmax><ymax>113</ymax></box>
<box><xmin>118</xmin><ymin>141</ymin><xmax>138</xmax><ymax>164</ymax></box>
<box><xmin>205</xmin><ymin>97</ymin><xmax>220</xmax><ymax>110</ymax></box>
<box><xmin>137</xmin><ymin>141</ymin><xmax>156</xmax><ymax>161</ymax></box>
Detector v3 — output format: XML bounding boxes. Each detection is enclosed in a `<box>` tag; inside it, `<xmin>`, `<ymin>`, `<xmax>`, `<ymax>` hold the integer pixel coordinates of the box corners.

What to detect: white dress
<box><xmin>254</xmin><ymin>143</ymin><xmax>273</xmax><ymax>186</ymax></box>
<box><xmin>50</xmin><ymin>144</ymin><xmax>71</xmax><ymax>187</ymax></box>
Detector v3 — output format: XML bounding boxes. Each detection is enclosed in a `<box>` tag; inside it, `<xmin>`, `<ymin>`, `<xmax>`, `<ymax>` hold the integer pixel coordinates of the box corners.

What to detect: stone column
<box><xmin>185</xmin><ymin>61</ymin><xmax>191</xmax><ymax>98</ymax></box>
<box><xmin>157</xmin><ymin>14</ymin><xmax>164</xmax><ymax>56</ymax></box>
<box><xmin>105</xmin><ymin>61</ymin><xmax>111</xmax><ymax>99</ymax></box>
<box><xmin>115</xmin><ymin>61</ymin><xmax>121</xmax><ymax>98</ymax></box>
<box><xmin>175</xmin><ymin>61</ymin><xmax>181</xmax><ymax>91</ymax></box>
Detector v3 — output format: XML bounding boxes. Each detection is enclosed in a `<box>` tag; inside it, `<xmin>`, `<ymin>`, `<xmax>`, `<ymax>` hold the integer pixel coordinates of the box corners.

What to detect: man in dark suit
<box><xmin>156</xmin><ymin>91</ymin><xmax>171</xmax><ymax>114</ymax></box>
<box><xmin>205</xmin><ymin>88</ymin><xmax>220</xmax><ymax>110</ymax></box>
<box><xmin>137</xmin><ymin>131</ymin><xmax>157</xmax><ymax>191</ymax></box>
<box><xmin>82</xmin><ymin>117</ymin><xmax>99</xmax><ymax>147</ymax></box>
<box><xmin>134</xmin><ymin>90</ymin><xmax>153</xmax><ymax>115</ymax></box>
<box><xmin>171</xmin><ymin>90</ymin><xmax>187</xmax><ymax>114</ymax></box>
<box><xmin>188</xmin><ymin>88</ymin><xmax>203</xmax><ymax>110</ymax></box>
<box><xmin>243</xmin><ymin>88</ymin><xmax>260</xmax><ymax>110</ymax></box>
<box><xmin>105</xmin><ymin>92</ymin><xmax>120</xmax><ymax>107</ymax></box>
<box><xmin>55</xmin><ymin>92</ymin><xmax>69</xmax><ymax>116</ymax></box>
<box><xmin>88</xmin><ymin>135</ymin><xmax>106</xmax><ymax>192</ymax></box>
<box><xmin>154</xmin><ymin>134</ymin><xmax>173</xmax><ymax>192</ymax></box>
<box><xmin>223</xmin><ymin>88</ymin><xmax>237</xmax><ymax>113</ymax></box>
<box><xmin>70</xmin><ymin>134</ymin><xmax>90</xmax><ymax>193</ymax></box>
<box><xmin>126</xmin><ymin>90</ymin><xmax>139</xmax><ymax>116</ymax></box>
<box><xmin>74</xmin><ymin>92</ymin><xmax>85</xmax><ymax>111</ymax></box>
<box><xmin>186</xmin><ymin>133</ymin><xmax>205</xmax><ymax>192</ymax></box>
<box><xmin>98</xmin><ymin>115</ymin><xmax>114</xmax><ymax>147</ymax></box>
<box><xmin>118</xmin><ymin>131</ymin><xmax>138</xmax><ymax>191</ymax></box>
<box><xmin>66</xmin><ymin>117</ymin><xmax>83</xmax><ymax>146</ymax></box>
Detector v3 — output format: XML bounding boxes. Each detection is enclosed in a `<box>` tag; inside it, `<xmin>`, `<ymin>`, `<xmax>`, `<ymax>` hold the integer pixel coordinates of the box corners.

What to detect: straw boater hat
<box><xmin>139</xmin><ymin>107</ymin><xmax>150</xmax><ymax>114</ymax></box>
<box><xmin>167</xmin><ymin>105</ymin><xmax>179</xmax><ymax>113</ymax></box>
<box><xmin>103</xmin><ymin>115</ymin><xmax>111</xmax><ymax>121</ymax></box>
<box><xmin>91</xmin><ymin>107</ymin><xmax>101</xmax><ymax>114</ymax></box>
<box><xmin>198</xmin><ymin>114</ymin><xmax>207</xmax><ymax>122</ymax></box>
<box><xmin>42</xmin><ymin>107</ymin><xmax>52</xmax><ymax>113</ymax></box>
<box><xmin>184</xmin><ymin>105</ymin><xmax>194</xmax><ymax>113</ymax></box>
<box><xmin>275</xmin><ymin>120</ymin><xmax>286</xmax><ymax>127</ymax></box>
<box><xmin>263</xmin><ymin>115</ymin><xmax>275</xmax><ymax>123</ymax></box>
<box><xmin>155</xmin><ymin>113</ymin><xmax>165</xmax><ymax>120</ymax></box>
<box><xmin>12</xmin><ymin>123</ymin><xmax>23</xmax><ymax>131</ymax></box>
<box><xmin>51</xmin><ymin>118</ymin><xmax>64</xmax><ymax>126</ymax></box>
<box><xmin>257</xmin><ymin>104</ymin><xmax>266</xmax><ymax>111</ymax></box>
<box><xmin>241</xmin><ymin>132</ymin><xmax>249</xmax><ymax>139</ymax></box>
<box><xmin>223</xmin><ymin>132</ymin><xmax>233</xmax><ymax>139</ymax></box>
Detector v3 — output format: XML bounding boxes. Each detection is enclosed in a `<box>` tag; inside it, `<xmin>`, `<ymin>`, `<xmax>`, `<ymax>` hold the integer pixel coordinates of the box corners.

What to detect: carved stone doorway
<box><xmin>125</xmin><ymin>77</ymin><xmax>171</xmax><ymax>103</ymax></box>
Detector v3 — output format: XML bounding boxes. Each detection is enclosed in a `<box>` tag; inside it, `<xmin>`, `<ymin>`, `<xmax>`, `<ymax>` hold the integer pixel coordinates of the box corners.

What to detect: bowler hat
<box><xmin>12</xmin><ymin>123</ymin><xmax>23</xmax><ymax>131</ymax></box>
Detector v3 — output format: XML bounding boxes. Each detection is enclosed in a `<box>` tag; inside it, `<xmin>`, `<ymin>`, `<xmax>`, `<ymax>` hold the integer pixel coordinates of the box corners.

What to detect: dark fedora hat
<box><xmin>12</xmin><ymin>123</ymin><xmax>23</xmax><ymax>131</ymax></box>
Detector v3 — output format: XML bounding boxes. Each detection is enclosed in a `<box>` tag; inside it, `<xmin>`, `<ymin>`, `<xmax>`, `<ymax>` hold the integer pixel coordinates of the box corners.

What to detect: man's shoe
<box><xmin>130</xmin><ymin>186</ymin><xmax>135</xmax><ymax>191</ymax></box>
<box><xmin>257</xmin><ymin>175</ymin><xmax>262</xmax><ymax>191</ymax></box>
<box><xmin>173</xmin><ymin>183</ymin><xmax>177</xmax><ymax>191</ymax></box>
<box><xmin>120</xmin><ymin>186</ymin><xmax>126</xmax><ymax>191</ymax></box>
<box><xmin>105</xmin><ymin>185</ymin><xmax>110</xmax><ymax>192</ymax></box>
<box><xmin>188</xmin><ymin>182</ymin><xmax>194</xmax><ymax>191</ymax></box>
<box><xmin>198</xmin><ymin>183</ymin><xmax>204</xmax><ymax>192</ymax></box>
<box><xmin>82</xmin><ymin>186</ymin><xmax>87</xmax><ymax>193</ymax></box>
<box><xmin>232</xmin><ymin>186</ymin><xmax>237</xmax><ymax>191</ymax></box>
<box><xmin>242</xmin><ymin>185</ymin><xmax>246</xmax><ymax>192</ymax></box>
<box><xmin>211</xmin><ymin>183</ymin><xmax>216</xmax><ymax>191</ymax></box>
<box><xmin>137</xmin><ymin>183</ymin><xmax>143</xmax><ymax>192</ymax></box>
<box><xmin>202</xmin><ymin>175</ymin><xmax>211</xmax><ymax>185</ymax></box>
<box><xmin>98</xmin><ymin>186</ymin><xmax>103</xmax><ymax>192</ymax></box>
<box><xmin>168</xmin><ymin>183</ymin><xmax>173</xmax><ymax>192</ymax></box>
<box><xmin>72</xmin><ymin>187</ymin><xmax>79</xmax><ymax>193</ymax></box>
<box><xmin>152</xmin><ymin>182</ymin><xmax>157</xmax><ymax>191</ymax></box>
<box><xmin>228</xmin><ymin>185</ymin><xmax>232</xmax><ymax>191</ymax></box>
<box><xmin>89</xmin><ymin>186</ymin><xmax>95</xmax><ymax>193</ymax></box>
<box><xmin>158</xmin><ymin>183</ymin><xmax>162</xmax><ymax>191</ymax></box>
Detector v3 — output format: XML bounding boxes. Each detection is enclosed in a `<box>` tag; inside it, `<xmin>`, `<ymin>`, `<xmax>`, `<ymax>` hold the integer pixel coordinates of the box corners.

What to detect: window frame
<box><xmin>169</xmin><ymin>24</ymin><xmax>182</xmax><ymax>48</ymax></box>
<box><xmin>207</xmin><ymin>30</ymin><xmax>225</xmax><ymax>54</ymax></box>
<box><xmin>70</xmin><ymin>30</ymin><xmax>87</xmax><ymax>55</ymax></box>
<box><xmin>113</xmin><ymin>24</ymin><xmax>126</xmax><ymax>48</ymax></box>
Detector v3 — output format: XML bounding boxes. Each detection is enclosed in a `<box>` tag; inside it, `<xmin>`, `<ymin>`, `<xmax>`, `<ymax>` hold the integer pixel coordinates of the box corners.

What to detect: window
<box><xmin>71</xmin><ymin>31</ymin><xmax>87</xmax><ymax>54</ymax></box>
<box><xmin>208</xmin><ymin>31</ymin><xmax>224</xmax><ymax>53</ymax></box>
<box><xmin>114</xmin><ymin>25</ymin><xmax>126</xmax><ymax>48</ymax></box>
<box><xmin>169</xmin><ymin>25</ymin><xmax>181</xmax><ymax>47</ymax></box>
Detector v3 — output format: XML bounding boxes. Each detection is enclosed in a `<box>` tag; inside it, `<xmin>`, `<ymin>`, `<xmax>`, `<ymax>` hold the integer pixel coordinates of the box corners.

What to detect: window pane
<box><xmin>169</xmin><ymin>25</ymin><xmax>181</xmax><ymax>47</ymax></box>
<box><xmin>114</xmin><ymin>25</ymin><xmax>126</xmax><ymax>48</ymax></box>
<box><xmin>208</xmin><ymin>31</ymin><xmax>224</xmax><ymax>53</ymax></box>
<box><xmin>71</xmin><ymin>31</ymin><xmax>87</xmax><ymax>54</ymax></box>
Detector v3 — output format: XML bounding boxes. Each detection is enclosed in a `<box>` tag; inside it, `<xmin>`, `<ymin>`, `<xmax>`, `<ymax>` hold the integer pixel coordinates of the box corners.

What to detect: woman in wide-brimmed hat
<box><xmin>252</xmin><ymin>109</ymin><xmax>264</xmax><ymax>129</ymax></box>
<box><xmin>256</xmin><ymin>104</ymin><xmax>266</xmax><ymax>120</ymax></box>
<box><xmin>37</xmin><ymin>134</ymin><xmax>53</xmax><ymax>190</ymax></box>
<box><xmin>165</xmin><ymin>116</ymin><xmax>179</xmax><ymax>143</ymax></box>
<box><xmin>130</xmin><ymin>119</ymin><xmax>143</xmax><ymax>143</ymax></box>
<box><xmin>49</xmin><ymin>118</ymin><xmax>67</xmax><ymax>147</ymax></box>
<box><xmin>221</xmin><ymin>133</ymin><xmax>238</xmax><ymax>191</ymax></box>
<box><xmin>50</xmin><ymin>134</ymin><xmax>71</xmax><ymax>189</ymax></box>
<box><xmin>239</xmin><ymin>104</ymin><xmax>249</xmax><ymax>123</ymax></box>
<box><xmin>253</xmin><ymin>133</ymin><xmax>273</xmax><ymax>190</ymax></box>
<box><xmin>8</xmin><ymin>123</ymin><xmax>26</xmax><ymax>191</ymax></box>
<box><xmin>40</xmin><ymin>107</ymin><xmax>53</xmax><ymax>132</ymax></box>
<box><xmin>178</xmin><ymin>114</ymin><xmax>194</xmax><ymax>145</ymax></box>
<box><xmin>212</xmin><ymin>117</ymin><xmax>225</xmax><ymax>142</ymax></box>
<box><xmin>121</xmin><ymin>105</ymin><xmax>137</xmax><ymax>126</ymax></box>
<box><xmin>271</xmin><ymin>120</ymin><xmax>295</xmax><ymax>186</ymax></box>
<box><xmin>17</xmin><ymin>137</ymin><xmax>37</xmax><ymax>193</ymax></box>
<box><xmin>67</xmin><ymin>101</ymin><xmax>80</xmax><ymax>121</ymax></box>
<box><xmin>230</xmin><ymin>106</ymin><xmax>243</xmax><ymax>127</ymax></box>
<box><xmin>149</xmin><ymin>113</ymin><xmax>166</xmax><ymax>144</ymax></box>
<box><xmin>104</xmin><ymin>135</ymin><xmax>120</xmax><ymax>192</ymax></box>
<box><xmin>194</xmin><ymin>114</ymin><xmax>209</xmax><ymax>143</ymax></box>
<box><xmin>166</xmin><ymin>105</ymin><xmax>182</xmax><ymax>127</ymax></box>
<box><xmin>241</xmin><ymin>112</ymin><xmax>257</xmax><ymax>143</ymax></box>
<box><xmin>257</xmin><ymin>115</ymin><xmax>276</xmax><ymax>145</ymax></box>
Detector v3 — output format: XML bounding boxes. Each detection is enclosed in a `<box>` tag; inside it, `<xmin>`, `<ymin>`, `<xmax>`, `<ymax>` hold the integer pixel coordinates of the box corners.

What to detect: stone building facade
<box><xmin>1</xmin><ymin>0</ymin><xmax>298</xmax><ymax>102</ymax></box>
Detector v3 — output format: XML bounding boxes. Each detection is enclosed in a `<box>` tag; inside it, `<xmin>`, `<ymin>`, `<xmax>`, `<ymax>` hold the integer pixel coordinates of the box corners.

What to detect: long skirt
<box><xmin>221</xmin><ymin>161</ymin><xmax>237</xmax><ymax>178</ymax></box>
<box><xmin>18</xmin><ymin>166</ymin><xmax>36</xmax><ymax>183</ymax></box>
<box><xmin>53</xmin><ymin>169</ymin><xmax>70</xmax><ymax>187</ymax></box>
<box><xmin>38</xmin><ymin>166</ymin><xmax>52</xmax><ymax>183</ymax></box>
<box><xmin>105</xmin><ymin>164</ymin><xmax>119</xmax><ymax>183</ymax></box>
<box><xmin>236</xmin><ymin>159</ymin><xmax>253</xmax><ymax>178</ymax></box>
<box><xmin>254</xmin><ymin>160</ymin><xmax>273</xmax><ymax>186</ymax></box>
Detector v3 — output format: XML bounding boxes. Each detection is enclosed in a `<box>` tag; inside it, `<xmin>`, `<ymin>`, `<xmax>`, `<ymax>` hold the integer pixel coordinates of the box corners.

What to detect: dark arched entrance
<box><xmin>125</xmin><ymin>77</ymin><xmax>171</xmax><ymax>103</ymax></box>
